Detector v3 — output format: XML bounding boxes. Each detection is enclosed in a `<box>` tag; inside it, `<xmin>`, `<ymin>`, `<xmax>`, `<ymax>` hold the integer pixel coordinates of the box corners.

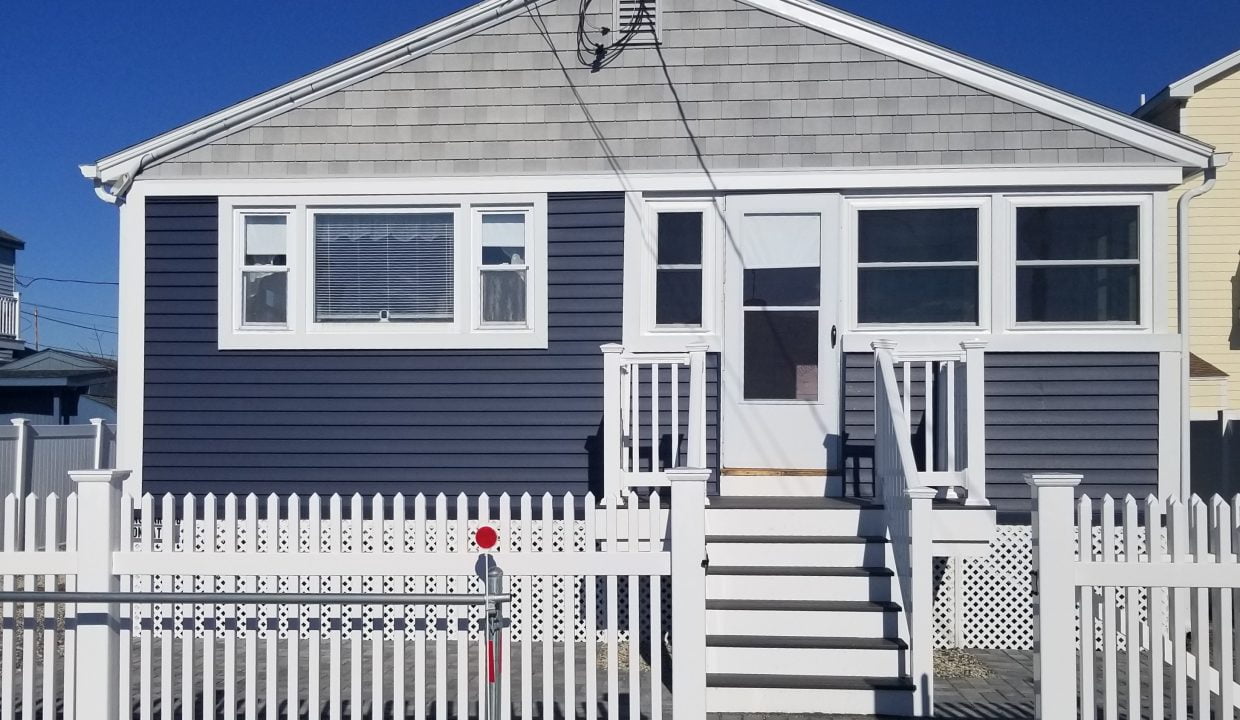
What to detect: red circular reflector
<box><xmin>475</xmin><ymin>526</ymin><xmax>499</xmax><ymax>550</ymax></box>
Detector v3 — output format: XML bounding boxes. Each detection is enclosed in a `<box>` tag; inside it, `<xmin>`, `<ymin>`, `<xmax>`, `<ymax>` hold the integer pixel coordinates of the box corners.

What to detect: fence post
<box><xmin>71</xmin><ymin>468</ymin><xmax>130</xmax><ymax>720</ymax></box>
<box><xmin>908</xmin><ymin>486</ymin><xmax>936</xmax><ymax>716</ymax></box>
<box><xmin>10</xmin><ymin>418</ymin><xmax>29</xmax><ymax>547</ymax></box>
<box><xmin>686</xmin><ymin>345</ymin><xmax>709</xmax><ymax>469</ymax></box>
<box><xmin>961</xmin><ymin>341</ymin><xmax>988</xmax><ymax>506</ymax></box>
<box><xmin>668</xmin><ymin>467</ymin><xmax>709</xmax><ymax>720</ymax></box>
<box><xmin>601</xmin><ymin>344</ymin><xmax>624</xmax><ymax>504</ymax></box>
<box><xmin>1027</xmin><ymin>472</ymin><xmax>1082</xmax><ymax>720</ymax></box>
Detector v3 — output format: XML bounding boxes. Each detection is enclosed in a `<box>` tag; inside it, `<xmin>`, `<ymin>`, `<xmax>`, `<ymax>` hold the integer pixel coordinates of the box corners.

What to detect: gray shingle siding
<box><xmin>842</xmin><ymin>352</ymin><xmax>1160</xmax><ymax>512</ymax></box>
<box><xmin>144</xmin><ymin>0</ymin><xmax>1165</xmax><ymax>178</ymax></box>
<box><xmin>143</xmin><ymin>194</ymin><xmax>719</xmax><ymax>496</ymax></box>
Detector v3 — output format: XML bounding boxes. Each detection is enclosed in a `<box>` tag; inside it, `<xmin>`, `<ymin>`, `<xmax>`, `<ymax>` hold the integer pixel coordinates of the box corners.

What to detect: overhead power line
<box><xmin>24</xmin><ymin>302</ymin><xmax>118</xmax><ymax>320</ymax></box>
<box><xmin>17</xmin><ymin>275</ymin><xmax>118</xmax><ymax>288</ymax></box>
<box><xmin>21</xmin><ymin>310</ymin><xmax>117</xmax><ymax>335</ymax></box>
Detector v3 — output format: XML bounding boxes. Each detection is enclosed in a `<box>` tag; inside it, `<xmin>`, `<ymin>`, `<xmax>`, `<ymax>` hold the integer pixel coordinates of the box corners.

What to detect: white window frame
<box><xmin>471</xmin><ymin>205</ymin><xmax>535</xmax><ymax>332</ymax></box>
<box><xmin>1004</xmin><ymin>193</ymin><xmax>1153</xmax><ymax>332</ymax></box>
<box><xmin>622</xmin><ymin>193</ymin><xmax>722</xmax><ymax>352</ymax></box>
<box><xmin>234</xmin><ymin>208</ymin><xmax>295</xmax><ymax>331</ymax></box>
<box><xmin>218</xmin><ymin>193</ymin><xmax>548</xmax><ymax>350</ymax></box>
<box><xmin>843</xmin><ymin>195</ymin><xmax>992</xmax><ymax>334</ymax></box>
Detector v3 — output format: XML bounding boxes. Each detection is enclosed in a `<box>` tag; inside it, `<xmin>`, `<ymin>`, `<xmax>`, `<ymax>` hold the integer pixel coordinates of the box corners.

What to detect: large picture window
<box><xmin>1015</xmin><ymin>205</ymin><xmax>1140</xmax><ymax>324</ymax></box>
<box><xmin>856</xmin><ymin>207</ymin><xmax>980</xmax><ymax>325</ymax></box>
<box><xmin>220</xmin><ymin>194</ymin><xmax>547</xmax><ymax>350</ymax></box>
<box><xmin>313</xmin><ymin>212</ymin><xmax>454</xmax><ymax>323</ymax></box>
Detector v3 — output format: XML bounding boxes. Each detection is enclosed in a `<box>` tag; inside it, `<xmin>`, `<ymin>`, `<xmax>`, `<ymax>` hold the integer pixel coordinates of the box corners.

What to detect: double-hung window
<box><xmin>220</xmin><ymin>194</ymin><xmax>547</xmax><ymax>349</ymax></box>
<box><xmin>654</xmin><ymin>212</ymin><xmax>704</xmax><ymax>326</ymax></box>
<box><xmin>240</xmin><ymin>214</ymin><xmax>290</xmax><ymax>327</ymax></box>
<box><xmin>1014</xmin><ymin>204</ymin><xmax>1142</xmax><ymax>325</ymax></box>
<box><xmin>854</xmin><ymin>203</ymin><xmax>983</xmax><ymax>326</ymax></box>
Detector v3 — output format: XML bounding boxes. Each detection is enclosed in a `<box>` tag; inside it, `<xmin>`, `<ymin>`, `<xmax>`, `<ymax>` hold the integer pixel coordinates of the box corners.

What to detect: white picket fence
<box><xmin>1030</xmin><ymin>474</ymin><xmax>1240</xmax><ymax>720</ymax></box>
<box><xmin>0</xmin><ymin>468</ymin><xmax>712</xmax><ymax>720</ymax></box>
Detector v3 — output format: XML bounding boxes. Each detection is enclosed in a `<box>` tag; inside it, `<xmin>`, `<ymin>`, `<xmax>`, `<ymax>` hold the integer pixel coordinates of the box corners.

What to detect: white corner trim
<box><xmin>1157</xmin><ymin>351</ymin><xmax>1181</xmax><ymax>498</ymax></box>
<box><xmin>117</xmin><ymin>192</ymin><xmax>146</xmax><ymax>497</ymax></box>
<box><xmin>87</xmin><ymin>0</ymin><xmax>545</xmax><ymax>186</ymax></box>
<box><xmin>739</xmin><ymin>0</ymin><xmax>1213</xmax><ymax>168</ymax></box>
<box><xmin>217</xmin><ymin>192</ymin><xmax>550</xmax><ymax>351</ymax></box>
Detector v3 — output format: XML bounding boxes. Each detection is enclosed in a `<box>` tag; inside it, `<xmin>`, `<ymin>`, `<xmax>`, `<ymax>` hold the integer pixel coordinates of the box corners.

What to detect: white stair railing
<box><xmin>873</xmin><ymin>339</ymin><xmax>936</xmax><ymax>717</ymax></box>
<box><xmin>888</xmin><ymin>340</ymin><xmax>988</xmax><ymax>506</ymax></box>
<box><xmin>602</xmin><ymin>343</ymin><xmax>708</xmax><ymax>501</ymax></box>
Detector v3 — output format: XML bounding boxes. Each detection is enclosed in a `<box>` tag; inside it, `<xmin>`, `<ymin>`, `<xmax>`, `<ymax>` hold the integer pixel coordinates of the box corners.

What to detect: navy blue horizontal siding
<box><xmin>843</xmin><ymin>351</ymin><xmax>1160</xmax><ymax>512</ymax></box>
<box><xmin>143</xmin><ymin>195</ymin><xmax>719</xmax><ymax>497</ymax></box>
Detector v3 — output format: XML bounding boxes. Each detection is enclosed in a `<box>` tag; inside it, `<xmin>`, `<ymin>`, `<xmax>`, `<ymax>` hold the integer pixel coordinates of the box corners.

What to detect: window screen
<box><xmin>314</xmin><ymin>213</ymin><xmax>454</xmax><ymax>322</ymax></box>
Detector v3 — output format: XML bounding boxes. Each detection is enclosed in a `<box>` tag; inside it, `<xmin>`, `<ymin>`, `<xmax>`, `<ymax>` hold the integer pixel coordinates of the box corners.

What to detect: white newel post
<box><xmin>10</xmin><ymin>418</ymin><xmax>29</xmax><ymax>546</ymax></box>
<box><xmin>686</xmin><ymin>345</ymin><xmax>709</xmax><ymax>468</ymax></box>
<box><xmin>668</xmin><ymin>467</ymin><xmax>709</xmax><ymax>720</ymax></box>
<box><xmin>601</xmin><ymin>344</ymin><xmax>624</xmax><ymax>504</ymax></box>
<box><xmin>961</xmin><ymin>341</ymin><xmax>988</xmax><ymax>506</ymax></box>
<box><xmin>1027</xmin><ymin>472</ymin><xmax>1082</xmax><ymax>720</ymax></box>
<box><xmin>907</xmin><ymin>486</ymin><xmax>936</xmax><ymax>716</ymax></box>
<box><xmin>71</xmin><ymin>468</ymin><xmax>130</xmax><ymax>720</ymax></box>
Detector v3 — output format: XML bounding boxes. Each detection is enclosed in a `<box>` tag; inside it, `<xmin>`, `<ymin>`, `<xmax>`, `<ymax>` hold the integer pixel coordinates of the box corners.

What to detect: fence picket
<box><xmin>1144</xmin><ymin>495</ymin><xmax>1164</xmax><ymax>720</ymax></box>
<box><xmin>562</xmin><ymin>494</ymin><xmax>576</xmax><ymax>720</ymax></box>
<box><xmin>348</xmin><ymin>494</ymin><xmax>363</xmax><ymax>720</ymax></box>
<box><xmin>287</xmin><ymin>494</ymin><xmax>302</xmax><ymax>720</ymax></box>
<box><xmin>1078</xmin><ymin>496</ymin><xmax>1095</xmax><ymax>720</ymax></box>
<box><xmin>1212</xmin><ymin>497</ymin><xmax>1234</xmax><ymax>720</ymax></box>
<box><xmin>40</xmin><ymin>494</ymin><xmax>56</xmax><ymax>720</ymax></box>
<box><xmin>222</xmin><ymin>495</ymin><xmax>238</xmax><ymax>720</ymax></box>
<box><xmin>63</xmin><ymin>494</ymin><xmax>78</xmax><ymax>720</ymax></box>
<box><xmin>435</xmin><ymin>493</ymin><xmax>448</xmax><ymax>720</ymax></box>
<box><xmin>370</xmin><ymin>494</ymin><xmax>383</xmax><ymax>720</ymax></box>
<box><xmin>540</xmin><ymin>494</ymin><xmax>554</xmax><ymax>720</ymax></box>
<box><xmin>180</xmin><ymin>494</ymin><xmax>196</xmax><ymax>720</ymax></box>
<box><xmin>160</xmin><ymin>494</ymin><xmax>175</xmax><ymax>720</ymax></box>
<box><xmin>456</xmin><ymin>493</ymin><xmax>470</xmax><ymax>720</ymax></box>
<box><xmin>518</xmin><ymin>493</ymin><xmax>532</xmax><ymax>720</ymax></box>
<box><xmin>203</xmin><ymin>494</ymin><xmax>217</xmax><ymax>720</ymax></box>
<box><xmin>583</xmin><ymin>493</ymin><xmax>598</xmax><ymax>720</ymax></box>
<box><xmin>21</xmin><ymin>495</ymin><xmax>36</xmax><ymax>720</ymax></box>
<box><xmin>498</xmin><ymin>493</ymin><xmax>512</xmax><ymax>720</ymax></box>
<box><xmin>414</xmin><ymin>494</ymin><xmax>427</xmax><ymax>720</ymax></box>
<box><xmin>1100</xmin><ymin>496</ymin><xmax>1117</xmax><ymax>720</ymax></box>
<box><xmin>1190</xmin><ymin>499</ymin><xmax>1210</xmax><ymax>720</ymax></box>
<box><xmin>392</xmin><ymin>493</ymin><xmax>406</xmax><ymax>720</ymax></box>
<box><xmin>626</xmin><ymin>495</ymin><xmax>640</xmax><ymax>720</ymax></box>
<box><xmin>1167</xmin><ymin>498</ymin><xmax>1189</xmax><ymax>720</ymax></box>
<box><xmin>477</xmin><ymin>493</ymin><xmax>491</xmax><ymax>720</ymax></box>
<box><xmin>605</xmin><ymin>499</ymin><xmax>618</xmax><ymax>720</ymax></box>
<box><xmin>1</xmin><ymin>496</ymin><xmax>13</xmax><ymax>720</ymax></box>
<box><xmin>1122</xmin><ymin>497</ymin><xmax>1140</xmax><ymax>720</ymax></box>
<box><xmin>648</xmin><ymin>491</ymin><xmax>662</xmax><ymax>720</ymax></box>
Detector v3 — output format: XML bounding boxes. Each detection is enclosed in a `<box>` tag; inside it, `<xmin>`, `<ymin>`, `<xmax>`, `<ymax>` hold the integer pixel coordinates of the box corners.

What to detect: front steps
<box><xmin>703</xmin><ymin>496</ymin><xmax>916</xmax><ymax>715</ymax></box>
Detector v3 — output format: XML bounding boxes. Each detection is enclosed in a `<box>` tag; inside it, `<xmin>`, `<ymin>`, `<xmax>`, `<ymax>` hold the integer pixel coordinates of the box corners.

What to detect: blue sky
<box><xmin>1</xmin><ymin>0</ymin><xmax>1237</xmax><ymax>357</ymax></box>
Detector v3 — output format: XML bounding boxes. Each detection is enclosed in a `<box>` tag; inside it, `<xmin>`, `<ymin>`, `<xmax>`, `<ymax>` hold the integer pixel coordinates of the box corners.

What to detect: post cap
<box><xmin>960</xmin><ymin>339</ymin><xmax>989</xmax><ymax>350</ymax></box>
<box><xmin>600</xmin><ymin>343</ymin><xmax>624</xmax><ymax>354</ymax></box>
<box><xmin>906</xmin><ymin>486</ymin><xmax>938</xmax><ymax>500</ymax></box>
<box><xmin>1024</xmin><ymin>472</ymin><xmax>1082</xmax><ymax>488</ymax></box>
<box><xmin>69</xmin><ymin>469</ymin><xmax>132</xmax><ymax>485</ymax></box>
<box><xmin>871</xmin><ymin>339</ymin><xmax>898</xmax><ymax>351</ymax></box>
<box><xmin>9</xmin><ymin>418</ymin><xmax>28</xmax><ymax>427</ymax></box>
<box><xmin>665</xmin><ymin>467</ymin><xmax>712</xmax><ymax>483</ymax></box>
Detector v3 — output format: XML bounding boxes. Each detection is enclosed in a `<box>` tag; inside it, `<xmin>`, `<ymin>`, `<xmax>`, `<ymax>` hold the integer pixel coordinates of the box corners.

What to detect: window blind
<box><xmin>314</xmin><ymin>213</ymin><xmax>454</xmax><ymax>322</ymax></box>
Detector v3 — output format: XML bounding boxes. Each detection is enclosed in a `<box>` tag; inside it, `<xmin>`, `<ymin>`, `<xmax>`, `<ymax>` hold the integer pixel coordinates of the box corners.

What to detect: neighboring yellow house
<box><xmin>1139</xmin><ymin>49</ymin><xmax>1240</xmax><ymax>489</ymax></box>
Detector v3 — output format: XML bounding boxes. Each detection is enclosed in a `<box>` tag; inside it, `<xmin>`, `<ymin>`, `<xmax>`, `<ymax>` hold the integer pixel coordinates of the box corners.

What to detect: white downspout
<box><xmin>1177</xmin><ymin>152</ymin><xmax>1231</xmax><ymax>497</ymax></box>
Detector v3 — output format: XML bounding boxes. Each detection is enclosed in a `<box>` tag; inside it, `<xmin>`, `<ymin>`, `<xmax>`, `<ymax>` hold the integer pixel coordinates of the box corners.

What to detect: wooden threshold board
<box><xmin>721</xmin><ymin>468</ymin><xmax>830</xmax><ymax>477</ymax></box>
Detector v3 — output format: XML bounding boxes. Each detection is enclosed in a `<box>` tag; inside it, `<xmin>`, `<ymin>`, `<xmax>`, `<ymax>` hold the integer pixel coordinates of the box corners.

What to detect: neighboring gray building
<box><xmin>0</xmin><ymin>349</ymin><xmax>116</xmax><ymax>425</ymax></box>
<box><xmin>0</xmin><ymin>229</ymin><xmax>25</xmax><ymax>361</ymax></box>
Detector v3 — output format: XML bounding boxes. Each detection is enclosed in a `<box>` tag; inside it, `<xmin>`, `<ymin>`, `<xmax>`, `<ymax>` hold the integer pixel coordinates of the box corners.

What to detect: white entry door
<box><xmin>721</xmin><ymin>194</ymin><xmax>841</xmax><ymax>471</ymax></box>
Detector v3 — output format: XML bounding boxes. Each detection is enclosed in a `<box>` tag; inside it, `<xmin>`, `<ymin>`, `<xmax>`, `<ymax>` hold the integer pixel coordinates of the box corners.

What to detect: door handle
<box><xmin>830</xmin><ymin>325</ymin><xmax>838</xmax><ymax>348</ymax></box>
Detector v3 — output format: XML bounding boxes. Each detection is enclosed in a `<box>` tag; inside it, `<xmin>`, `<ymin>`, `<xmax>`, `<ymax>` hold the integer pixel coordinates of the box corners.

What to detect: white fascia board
<box><xmin>87</xmin><ymin>0</ymin><xmax>539</xmax><ymax>185</ymax></box>
<box><xmin>1168</xmin><ymin>48</ymin><xmax>1240</xmax><ymax>99</ymax></box>
<box><xmin>739</xmin><ymin>0</ymin><xmax>1215</xmax><ymax>169</ymax></box>
<box><xmin>129</xmin><ymin>164</ymin><xmax>1188</xmax><ymax>198</ymax></box>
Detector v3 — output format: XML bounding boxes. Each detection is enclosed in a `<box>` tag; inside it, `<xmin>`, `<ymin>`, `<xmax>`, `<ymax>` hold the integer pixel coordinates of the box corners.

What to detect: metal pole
<box><xmin>484</xmin><ymin>555</ymin><xmax>506</xmax><ymax>720</ymax></box>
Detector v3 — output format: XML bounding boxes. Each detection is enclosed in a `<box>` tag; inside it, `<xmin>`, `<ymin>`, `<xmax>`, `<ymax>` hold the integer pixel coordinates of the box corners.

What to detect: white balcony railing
<box><xmin>0</xmin><ymin>293</ymin><xmax>19</xmax><ymax>340</ymax></box>
<box><xmin>601</xmin><ymin>343</ymin><xmax>708</xmax><ymax>501</ymax></box>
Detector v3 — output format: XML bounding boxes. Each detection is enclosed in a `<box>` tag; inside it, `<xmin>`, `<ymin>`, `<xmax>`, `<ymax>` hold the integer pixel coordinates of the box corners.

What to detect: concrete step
<box><xmin>705</xmin><ymin>497</ymin><xmax>887</xmax><ymax>536</ymax></box>
<box><xmin>705</xmin><ymin>674</ymin><xmax>915</xmax><ymax>715</ymax></box>
<box><xmin>705</xmin><ymin>599</ymin><xmax>901</xmax><ymax>638</ymax></box>
<box><xmin>706</xmin><ymin>565</ymin><xmax>892</xmax><ymax>601</ymax></box>
<box><xmin>706</xmin><ymin>635</ymin><xmax>907</xmax><ymax>676</ymax></box>
<box><xmin>705</xmin><ymin>534</ymin><xmax>890</xmax><ymax>566</ymax></box>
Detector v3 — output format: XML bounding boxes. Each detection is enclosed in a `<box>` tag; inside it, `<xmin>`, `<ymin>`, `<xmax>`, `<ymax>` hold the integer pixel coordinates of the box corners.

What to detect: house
<box><xmin>1137</xmin><ymin>49</ymin><xmax>1240</xmax><ymax>497</ymax></box>
<box><xmin>0</xmin><ymin>229</ymin><xmax>26</xmax><ymax>360</ymax></box>
<box><xmin>80</xmin><ymin>0</ymin><xmax>1222</xmax><ymax>713</ymax></box>
<box><xmin>0</xmin><ymin>348</ymin><xmax>117</xmax><ymax>425</ymax></box>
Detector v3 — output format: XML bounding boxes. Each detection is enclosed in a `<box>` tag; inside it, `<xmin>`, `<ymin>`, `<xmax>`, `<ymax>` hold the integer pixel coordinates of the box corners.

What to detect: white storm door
<box><xmin>721</xmin><ymin>194</ymin><xmax>840</xmax><ymax>471</ymax></box>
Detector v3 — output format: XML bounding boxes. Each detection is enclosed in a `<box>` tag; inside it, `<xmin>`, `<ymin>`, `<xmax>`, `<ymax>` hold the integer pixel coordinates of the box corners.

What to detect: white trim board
<box><xmin>116</xmin><ymin>193</ymin><xmax>146</xmax><ymax>498</ymax></box>
<box><xmin>127</xmin><ymin>165</ymin><xmax>1189</xmax><ymax>199</ymax></box>
<box><xmin>83</xmin><ymin>0</ymin><xmax>1212</xmax><ymax>195</ymax></box>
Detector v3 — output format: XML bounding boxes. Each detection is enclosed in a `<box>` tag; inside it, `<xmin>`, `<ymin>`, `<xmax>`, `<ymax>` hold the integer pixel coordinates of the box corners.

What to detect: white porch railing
<box><xmin>872</xmin><ymin>340</ymin><xmax>936</xmax><ymax>716</ymax></box>
<box><xmin>885</xmin><ymin>340</ymin><xmax>988</xmax><ymax>506</ymax></box>
<box><xmin>0</xmin><ymin>293</ymin><xmax>19</xmax><ymax>340</ymax></box>
<box><xmin>601</xmin><ymin>343</ymin><xmax>708</xmax><ymax>500</ymax></box>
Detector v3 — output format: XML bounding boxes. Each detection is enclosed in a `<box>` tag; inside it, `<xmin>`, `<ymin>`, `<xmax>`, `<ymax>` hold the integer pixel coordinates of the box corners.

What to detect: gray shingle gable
<box><xmin>146</xmin><ymin>0</ymin><xmax>1165</xmax><ymax>178</ymax></box>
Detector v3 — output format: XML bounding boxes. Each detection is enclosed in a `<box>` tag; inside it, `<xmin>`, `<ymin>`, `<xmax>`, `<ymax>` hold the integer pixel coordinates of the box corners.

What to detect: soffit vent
<box><xmin>615</xmin><ymin>0</ymin><xmax>660</xmax><ymax>45</ymax></box>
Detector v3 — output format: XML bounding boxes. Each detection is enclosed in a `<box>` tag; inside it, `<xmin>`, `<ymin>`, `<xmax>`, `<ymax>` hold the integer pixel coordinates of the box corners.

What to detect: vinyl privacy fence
<box><xmin>0</xmin><ymin>420</ymin><xmax>114</xmax><ymax>501</ymax></box>
<box><xmin>1030</xmin><ymin>474</ymin><xmax>1240</xmax><ymax>720</ymax></box>
<box><xmin>0</xmin><ymin>468</ymin><xmax>711</xmax><ymax>720</ymax></box>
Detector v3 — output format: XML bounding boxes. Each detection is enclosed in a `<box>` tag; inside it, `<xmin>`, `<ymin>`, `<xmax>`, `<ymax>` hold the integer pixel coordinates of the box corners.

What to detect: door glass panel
<box><xmin>744</xmin><ymin>311</ymin><xmax>819</xmax><ymax>400</ymax></box>
<box><xmin>743</xmin><ymin>268</ymin><xmax>820</xmax><ymax>307</ymax></box>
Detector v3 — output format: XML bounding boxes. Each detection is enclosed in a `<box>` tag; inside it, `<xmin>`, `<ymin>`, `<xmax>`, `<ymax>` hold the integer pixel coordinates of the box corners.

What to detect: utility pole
<box><xmin>33</xmin><ymin>306</ymin><xmax>38</xmax><ymax>350</ymax></box>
